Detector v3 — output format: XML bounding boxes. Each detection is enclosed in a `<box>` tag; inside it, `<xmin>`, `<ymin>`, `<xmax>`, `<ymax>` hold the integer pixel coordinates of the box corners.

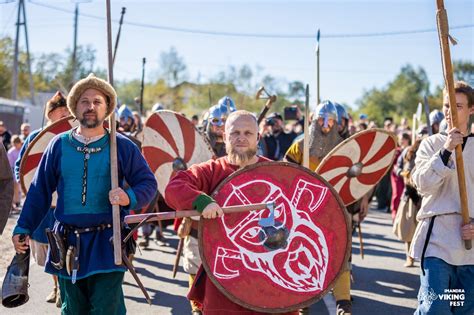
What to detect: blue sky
<box><xmin>1</xmin><ymin>0</ymin><xmax>472</xmax><ymax>108</ymax></box>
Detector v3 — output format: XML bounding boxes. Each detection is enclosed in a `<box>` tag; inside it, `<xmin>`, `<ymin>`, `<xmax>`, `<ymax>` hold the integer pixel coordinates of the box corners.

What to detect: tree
<box><xmin>357</xmin><ymin>64</ymin><xmax>431</xmax><ymax>125</ymax></box>
<box><xmin>33</xmin><ymin>45</ymin><xmax>104</xmax><ymax>92</ymax></box>
<box><xmin>287</xmin><ymin>81</ymin><xmax>305</xmax><ymax>101</ymax></box>
<box><xmin>453</xmin><ymin>60</ymin><xmax>474</xmax><ymax>86</ymax></box>
<box><xmin>158</xmin><ymin>46</ymin><xmax>188</xmax><ymax>86</ymax></box>
<box><xmin>0</xmin><ymin>37</ymin><xmax>38</xmax><ymax>100</ymax></box>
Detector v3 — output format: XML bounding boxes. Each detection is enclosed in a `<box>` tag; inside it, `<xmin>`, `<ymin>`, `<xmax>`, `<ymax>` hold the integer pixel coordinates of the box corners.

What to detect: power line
<box><xmin>28</xmin><ymin>1</ymin><xmax>474</xmax><ymax>39</ymax></box>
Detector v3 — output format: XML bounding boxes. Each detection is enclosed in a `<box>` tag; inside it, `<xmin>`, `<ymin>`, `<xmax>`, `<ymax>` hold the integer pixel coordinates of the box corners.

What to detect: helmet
<box><xmin>314</xmin><ymin>100</ymin><xmax>338</xmax><ymax>128</ymax></box>
<box><xmin>118</xmin><ymin>104</ymin><xmax>134</xmax><ymax>121</ymax></box>
<box><xmin>334</xmin><ymin>102</ymin><xmax>349</xmax><ymax>125</ymax></box>
<box><xmin>208</xmin><ymin>97</ymin><xmax>237</xmax><ymax>127</ymax></box>
<box><xmin>417</xmin><ymin>124</ymin><xmax>429</xmax><ymax>137</ymax></box>
<box><xmin>429</xmin><ymin>109</ymin><xmax>444</xmax><ymax>126</ymax></box>
<box><xmin>208</xmin><ymin>103</ymin><xmax>236</xmax><ymax>127</ymax></box>
<box><xmin>217</xmin><ymin>96</ymin><xmax>236</xmax><ymax>112</ymax></box>
<box><xmin>151</xmin><ymin>103</ymin><xmax>164</xmax><ymax>112</ymax></box>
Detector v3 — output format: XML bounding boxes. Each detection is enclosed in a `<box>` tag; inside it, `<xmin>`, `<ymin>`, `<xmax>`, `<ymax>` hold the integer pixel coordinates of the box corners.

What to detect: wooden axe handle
<box><xmin>124</xmin><ymin>203</ymin><xmax>269</xmax><ymax>225</ymax></box>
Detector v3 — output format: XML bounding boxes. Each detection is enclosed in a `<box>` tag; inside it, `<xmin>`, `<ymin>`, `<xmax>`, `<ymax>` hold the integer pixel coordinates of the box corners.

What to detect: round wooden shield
<box><xmin>142</xmin><ymin>110</ymin><xmax>213</xmax><ymax>197</ymax></box>
<box><xmin>20</xmin><ymin>116</ymin><xmax>79</xmax><ymax>195</ymax></box>
<box><xmin>199</xmin><ymin>162</ymin><xmax>350</xmax><ymax>313</ymax></box>
<box><xmin>316</xmin><ymin>129</ymin><xmax>397</xmax><ymax>206</ymax></box>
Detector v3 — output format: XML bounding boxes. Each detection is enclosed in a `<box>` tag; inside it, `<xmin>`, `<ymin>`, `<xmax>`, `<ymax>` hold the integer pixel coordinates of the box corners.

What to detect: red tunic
<box><xmin>165</xmin><ymin>156</ymin><xmax>298</xmax><ymax>315</ymax></box>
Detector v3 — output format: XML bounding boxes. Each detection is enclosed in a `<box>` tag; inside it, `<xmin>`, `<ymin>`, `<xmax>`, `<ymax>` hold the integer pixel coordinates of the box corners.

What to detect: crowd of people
<box><xmin>0</xmin><ymin>77</ymin><xmax>473</xmax><ymax>315</ymax></box>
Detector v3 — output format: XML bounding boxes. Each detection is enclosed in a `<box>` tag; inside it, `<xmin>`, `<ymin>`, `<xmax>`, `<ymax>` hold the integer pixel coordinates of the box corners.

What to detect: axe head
<box><xmin>255</xmin><ymin>86</ymin><xmax>267</xmax><ymax>100</ymax></box>
<box><xmin>258</xmin><ymin>201</ymin><xmax>276</xmax><ymax>227</ymax></box>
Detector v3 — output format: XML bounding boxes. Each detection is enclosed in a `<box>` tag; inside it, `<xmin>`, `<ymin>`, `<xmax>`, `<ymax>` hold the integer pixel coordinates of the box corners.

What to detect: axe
<box><xmin>255</xmin><ymin>86</ymin><xmax>277</xmax><ymax>125</ymax></box>
<box><xmin>124</xmin><ymin>202</ymin><xmax>275</xmax><ymax>225</ymax></box>
<box><xmin>126</xmin><ymin>202</ymin><xmax>276</xmax><ymax>279</ymax></box>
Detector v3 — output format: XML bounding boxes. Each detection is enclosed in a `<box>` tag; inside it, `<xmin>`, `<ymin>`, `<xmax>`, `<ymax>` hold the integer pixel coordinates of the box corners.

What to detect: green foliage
<box><xmin>355</xmin><ymin>64</ymin><xmax>473</xmax><ymax>126</ymax></box>
<box><xmin>454</xmin><ymin>60</ymin><xmax>474</xmax><ymax>85</ymax></box>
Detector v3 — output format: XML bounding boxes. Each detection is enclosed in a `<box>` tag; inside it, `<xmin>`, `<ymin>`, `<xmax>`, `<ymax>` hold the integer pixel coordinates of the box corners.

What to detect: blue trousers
<box><xmin>415</xmin><ymin>257</ymin><xmax>474</xmax><ymax>315</ymax></box>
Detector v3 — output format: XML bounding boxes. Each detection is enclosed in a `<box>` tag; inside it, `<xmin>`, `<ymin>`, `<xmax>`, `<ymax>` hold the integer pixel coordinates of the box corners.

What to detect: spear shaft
<box><xmin>105</xmin><ymin>0</ymin><xmax>123</xmax><ymax>264</ymax></box>
<box><xmin>436</xmin><ymin>0</ymin><xmax>471</xmax><ymax>250</ymax></box>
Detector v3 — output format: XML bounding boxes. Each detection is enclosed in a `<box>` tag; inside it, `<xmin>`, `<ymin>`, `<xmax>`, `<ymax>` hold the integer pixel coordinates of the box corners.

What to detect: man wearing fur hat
<box><xmin>13</xmin><ymin>91</ymin><xmax>70</xmax><ymax>307</ymax></box>
<box><xmin>12</xmin><ymin>74</ymin><xmax>157</xmax><ymax>314</ymax></box>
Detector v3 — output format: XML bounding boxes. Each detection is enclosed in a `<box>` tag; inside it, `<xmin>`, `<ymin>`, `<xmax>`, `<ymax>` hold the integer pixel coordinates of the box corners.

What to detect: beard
<box><xmin>121</xmin><ymin>122</ymin><xmax>133</xmax><ymax>132</ymax></box>
<box><xmin>306</xmin><ymin>122</ymin><xmax>343</xmax><ymax>160</ymax></box>
<box><xmin>226</xmin><ymin>142</ymin><xmax>257</xmax><ymax>165</ymax></box>
<box><xmin>80</xmin><ymin>110</ymin><xmax>102</xmax><ymax>128</ymax></box>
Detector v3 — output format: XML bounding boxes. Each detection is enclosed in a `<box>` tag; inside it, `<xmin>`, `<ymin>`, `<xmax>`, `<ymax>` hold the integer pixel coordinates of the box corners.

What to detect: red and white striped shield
<box><xmin>142</xmin><ymin>110</ymin><xmax>214</xmax><ymax>197</ymax></box>
<box><xmin>20</xmin><ymin>116</ymin><xmax>79</xmax><ymax>195</ymax></box>
<box><xmin>316</xmin><ymin>129</ymin><xmax>397</xmax><ymax>206</ymax></box>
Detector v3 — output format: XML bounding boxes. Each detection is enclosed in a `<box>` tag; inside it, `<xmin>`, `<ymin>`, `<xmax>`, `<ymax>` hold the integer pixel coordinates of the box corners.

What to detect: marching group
<box><xmin>0</xmin><ymin>75</ymin><xmax>473</xmax><ymax>315</ymax></box>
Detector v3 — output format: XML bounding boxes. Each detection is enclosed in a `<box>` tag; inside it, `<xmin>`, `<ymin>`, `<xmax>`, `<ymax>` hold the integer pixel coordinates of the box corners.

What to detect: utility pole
<box><xmin>72</xmin><ymin>3</ymin><xmax>79</xmax><ymax>84</ymax></box>
<box><xmin>11</xmin><ymin>0</ymin><xmax>35</xmax><ymax>105</ymax></box>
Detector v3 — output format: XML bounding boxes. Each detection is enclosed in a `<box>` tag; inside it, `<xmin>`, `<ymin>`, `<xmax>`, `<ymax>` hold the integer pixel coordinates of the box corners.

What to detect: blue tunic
<box><xmin>13</xmin><ymin>128</ymin><xmax>54</xmax><ymax>244</ymax></box>
<box><xmin>14</xmin><ymin>130</ymin><xmax>157</xmax><ymax>280</ymax></box>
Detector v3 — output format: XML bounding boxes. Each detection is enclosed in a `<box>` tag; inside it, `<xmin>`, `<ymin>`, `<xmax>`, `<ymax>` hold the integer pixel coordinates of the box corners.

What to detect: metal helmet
<box><xmin>217</xmin><ymin>96</ymin><xmax>236</xmax><ymax>113</ymax></box>
<box><xmin>429</xmin><ymin>109</ymin><xmax>444</xmax><ymax>126</ymax></box>
<box><xmin>118</xmin><ymin>104</ymin><xmax>134</xmax><ymax>121</ymax></box>
<box><xmin>417</xmin><ymin>124</ymin><xmax>429</xmax><ymax>137</ymax></box>
<box><xmin>151</xmin><ymin>103</ymin><xmax>164</xmax><ymax>112</ymax></box>
<box><xmin>314</xmin><ymin>100</ymin><xmax>338</xmax><ymax>128</ymax></box>
<box><xmin>334</xmin><ymin>102</ymin><xmax>349</xmax><ymax>125</ymax></box>
<box><xmin>208</xmin><ymin>102</ymin><xmax>236</xmax><ymax>127</ymax></box>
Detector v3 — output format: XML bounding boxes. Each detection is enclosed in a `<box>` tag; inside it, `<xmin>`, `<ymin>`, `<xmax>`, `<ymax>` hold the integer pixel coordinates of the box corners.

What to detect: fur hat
<box><xmin>46</xmin><ymin>91</ymin><xmax>68</xmax><ymax>117</ymax></box>
<box><xmin>67</xmin><ymin>73</ymin><xmax>117</xmax><ymax>118</ymax></box>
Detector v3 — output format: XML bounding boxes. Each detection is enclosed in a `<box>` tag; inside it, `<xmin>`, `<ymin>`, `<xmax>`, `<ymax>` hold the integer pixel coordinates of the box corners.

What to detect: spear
<box><xmin>424</xmin><ymin>95</ymin><xmax>432</xmax><ymax>136</ymax></box>
<box><xmin>316</xmin><ymin>29</ymin><xmax>321</xmax><ymax>104</ymax></box>
<box><xmin>140</xmin><ymin>57</ymin><xmax>146</xmax><ymax>115</ymax></box>
<box><xmin>112</xmin><ymin>7</ymin><xmax>126</xmax><ymax>66</ymax></box>
<box><xmin>435</xmin><ymin>0</ymin><xmax>471</xmax><ymax>250</ymax></box>
<box><xmin>303</xmin><ymin>84</ymin><xmax>310</xmax><ymax>169</ymax></box>
<box><xmin>105</xmin><ymin>0</ymin><xmax>122</xmax><ymax>265</ymax></box>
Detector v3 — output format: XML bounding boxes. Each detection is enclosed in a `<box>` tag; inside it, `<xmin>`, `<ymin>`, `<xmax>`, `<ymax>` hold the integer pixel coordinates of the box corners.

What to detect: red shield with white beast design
<box><xmin>199</xmin><ymin>162</ymin><xmax>350</xmax><ymax>313</ymax></box>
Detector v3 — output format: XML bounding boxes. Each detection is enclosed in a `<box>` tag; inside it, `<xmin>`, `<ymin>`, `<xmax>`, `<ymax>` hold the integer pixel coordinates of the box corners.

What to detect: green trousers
<box><xmin>58</xmin><ymin>272</ymin><xmax>126</xmax><ymax>315</ymax></box>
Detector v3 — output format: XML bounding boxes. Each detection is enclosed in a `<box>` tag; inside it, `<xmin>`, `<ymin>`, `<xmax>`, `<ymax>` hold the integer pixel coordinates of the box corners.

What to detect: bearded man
<box><xmin>12</xmin><ymin>74</ymin><xmax>157</xmax><ymax>314</ymax></box>
<box><xmin>165</xmin><ymin>110</ymin><xmax>298</xmax><ymax>314</ymax></box>
<box><xmin>205</xmin><ymin>96</ymin><xmax>236</xmax><ymax>158</ymax></box>
<box><xmin>284</xmin><ymin>100</ymin><xmax>368</xmax><ymax>315</ymax></box>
